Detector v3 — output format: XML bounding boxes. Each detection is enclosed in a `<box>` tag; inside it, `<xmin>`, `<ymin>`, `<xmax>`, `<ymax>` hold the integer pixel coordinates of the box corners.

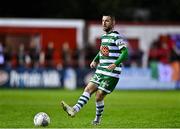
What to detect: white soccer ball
<box><xmin>33</xmin><ymin>112</ymin><xmax>50</xmax><ymax>127</ymax></box>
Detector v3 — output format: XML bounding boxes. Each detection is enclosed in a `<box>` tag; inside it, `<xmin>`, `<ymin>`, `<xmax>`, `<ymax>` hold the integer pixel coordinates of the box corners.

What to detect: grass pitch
<box><xmin>0</xmin><ymin>89</ymin><xmax>180</xmax><ymax>128</ymax></box>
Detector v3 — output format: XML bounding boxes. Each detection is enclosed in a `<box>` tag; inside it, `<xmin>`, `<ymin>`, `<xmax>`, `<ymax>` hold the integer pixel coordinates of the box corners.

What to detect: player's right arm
<box><xmin>90</xmin><ymin>52</ymin><xmax>99</xmax><ymax>68</ymax></box>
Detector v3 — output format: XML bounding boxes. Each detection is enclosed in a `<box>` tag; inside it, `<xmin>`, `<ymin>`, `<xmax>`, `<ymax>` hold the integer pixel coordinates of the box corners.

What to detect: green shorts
<box><xmin>90</xmin><ymin>73</ymin><xmax>119</xmax><ymax>94</ymax></box>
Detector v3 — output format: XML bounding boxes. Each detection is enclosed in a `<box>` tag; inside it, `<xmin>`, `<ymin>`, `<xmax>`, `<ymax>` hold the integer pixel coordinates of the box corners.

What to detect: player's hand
<box><xmin>107</xmin><ymin>63</ymin><xmax>116</xmax><ymax>71</ymax></box>
<box><xmin>90</xmin><ymin>61</ymin><xmax>98</xmax><ymax>68</ymax></box>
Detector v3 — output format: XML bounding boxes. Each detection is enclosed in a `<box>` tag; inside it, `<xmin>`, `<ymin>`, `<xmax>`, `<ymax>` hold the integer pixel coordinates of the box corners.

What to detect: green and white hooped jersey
<box><xmin>95</xmin><ymin>31</ymin><xmax>127</xmax><ymax>78</ymax></box>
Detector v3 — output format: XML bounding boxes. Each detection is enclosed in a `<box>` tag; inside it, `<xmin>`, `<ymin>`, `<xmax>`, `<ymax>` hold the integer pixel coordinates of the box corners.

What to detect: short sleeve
<box><xmin>115</xmin><ymin>36</ymin><xmax>128</xmax><ymax>50</ymax></box>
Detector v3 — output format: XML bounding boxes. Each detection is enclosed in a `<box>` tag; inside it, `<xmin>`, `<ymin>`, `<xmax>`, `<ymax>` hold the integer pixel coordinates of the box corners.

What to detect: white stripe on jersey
<box><xmin>108</xmin><ymin>46</ymin><xmax>119</xmax><ymax>50</ymax></box>
<box><xmin>99</xmin><ymin>52</ymin><xmax>120</xmax><ymax>57</ymax></box>
<box><xmin>100</xmin><ymin>59</ymin><xmax>116</xmax><ymax>63</ymax></box>
<box><xmin>102</xmin><ymin>38</ymin><xmax>115</xmax><ymax>43</ymax></box>
<box><xmin>108</xmin><ymin>53</ymin><xmax>120</xmax><ymax>57</ymax></box>
<box><xmin>101</xmin><ymin>66</ymin><xmax>122</xmax><ymax>71</ymax></box>
<box><xmin>96</xmin><ymin>69</ymin><xmax>119</xmax><ymax>78</ymax></box>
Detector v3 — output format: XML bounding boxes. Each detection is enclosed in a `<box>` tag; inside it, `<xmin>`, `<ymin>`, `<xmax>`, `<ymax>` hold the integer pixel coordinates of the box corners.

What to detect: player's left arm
<box><xmin>107</xmin><ymin>35</ymin><xmax>128</xmax><ymax>70</ymax></box>
<box><xmin>107</xmin><ymin>47</ymin><xmax>128</xmax><ymax>70</ymax></box>
<box><xmin>114</xmin><ymin>47</ymin><xmax>128</xmax><ymax>65</ymax></box>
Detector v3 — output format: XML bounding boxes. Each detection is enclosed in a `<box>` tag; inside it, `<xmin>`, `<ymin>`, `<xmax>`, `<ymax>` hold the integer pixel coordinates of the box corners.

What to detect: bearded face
<box><xmin>102</xmin><ymin>16</ymin><xmax>114</xmax><ymax>32</ymax></box>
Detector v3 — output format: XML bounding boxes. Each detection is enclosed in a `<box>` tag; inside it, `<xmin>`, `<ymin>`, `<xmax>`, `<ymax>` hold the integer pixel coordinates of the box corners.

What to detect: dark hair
<box><xmin>102</xmin><ymin>14</ymin><xmax>115</xmax><ymax>21</ymax></box>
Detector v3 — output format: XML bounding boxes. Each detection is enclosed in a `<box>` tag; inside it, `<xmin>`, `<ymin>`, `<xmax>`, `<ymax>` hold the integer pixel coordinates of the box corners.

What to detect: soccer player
<box><xmin>61</xmin><ymin>14</ymin><xmax>128</xmax><ymax>125</ymax></box>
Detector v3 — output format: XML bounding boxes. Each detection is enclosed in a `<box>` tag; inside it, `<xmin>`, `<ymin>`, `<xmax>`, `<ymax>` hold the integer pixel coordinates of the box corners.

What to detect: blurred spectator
<box><xmin>158</xmin><ymin>36</ymin><xmax>170</xmax><ymax>64</ymax></box>
<box><xmin>17</xmin><ymin>43</ymin><xmax>25</xmax><ymax>67</ymax></box>
<box><xmin>4</xmin><ymin>44</ymin><xmax>12</xmax><ymax>68</ymax></box>
<box><xmin>148</xmin><ymin>35</ymin><xmax>172</xmax><ymax>82</ymax></box>
<box><xmin>148</xmin><ymin>41</ymin><xmax>159</xmax><ymax>79</ymax></box>
<box><xmin>170</xmin><ymin>34</ymin><xmax>180</xmax><ymax>88</ymax></box>
<box><xmin>128</xmin><ymin>45</ymin><xmax>143</xmax><ymax>67</ymax></box>
<box><xmin>84</xmin><ymin>44</ymin><xmax>98</xmax><ymax>68</ymax></box>
<box><xmin>45</xmin><ymin>42</ymin><xmax>55</xmax><ymax>68</ymax></box>
<box><xmin>148</xmin><ymin>41</ymin><xmax>159</xmax><ymax>61</ymax></box>
<box><xmin>71</xmin><ymin>48</ymin><xmax>80</xmax><ymax>68</ymax></box>
<box><xmin>11</xmin><ymin>50</ymin><xmax>18</xmax><ymax>68</ymax></box>
<box><xmin>157</xmin><ymin>38</ymin><xmax>172</xmax><ymax>82</ymax></box>
<box><xmin>78</xmin><ymin>48</ymin><xmax>86</xmax><ymax>68</ymax></box>
<box><xmin>39</xmin><ymin>51</ymin><xmax>45</xmax><ymax>67</ymax></box>
<box><xmin>28</xmin><ymin>41</ymin><xmax>40</xmax><ymax>68</ymax></box>
<box><xmin>62</xmin><ymin>42</ymin><xmax>72</xmax><ymax>68</ymax></box>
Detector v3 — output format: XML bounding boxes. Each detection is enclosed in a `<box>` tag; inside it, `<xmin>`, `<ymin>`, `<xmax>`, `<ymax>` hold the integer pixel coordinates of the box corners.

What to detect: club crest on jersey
<box><xmin>100</xmin><ymin>46</ymin><xmax>109</xmax><ymax>56</ymax></box>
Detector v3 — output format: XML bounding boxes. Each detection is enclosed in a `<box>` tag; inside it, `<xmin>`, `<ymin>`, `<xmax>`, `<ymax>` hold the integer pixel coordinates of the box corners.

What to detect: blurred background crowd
<box><xmin>0</xmin><ymin>33</ymin><xmax>179</xmax><ymax>70</ymax></box>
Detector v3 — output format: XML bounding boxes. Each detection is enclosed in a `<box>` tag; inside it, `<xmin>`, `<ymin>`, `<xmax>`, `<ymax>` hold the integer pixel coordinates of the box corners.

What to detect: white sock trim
<box><xmin>82</xmin><ymin>91</ymin><xmax>90</xmax><ymax>98</ymax></box>
<box><xmin>96</xmin><ymin>100</ymin><xmax>104</xmax><ymax>106</ymax></box>
<box><xmin>73</xmin><ymin>91</ymin><xmax>91</xmax><ymax>112</ymax></box>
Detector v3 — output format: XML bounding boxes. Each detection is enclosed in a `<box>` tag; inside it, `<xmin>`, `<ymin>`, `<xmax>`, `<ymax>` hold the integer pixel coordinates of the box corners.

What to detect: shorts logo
<box><xmin>101</xmin><ymin>80</ymin><xmax>109</xmax><ymax>88</ymax></box>
<box><xmin>100</xmin><ymin>46</ymin><xmax>109</xmax><ymax>56</ymax></box>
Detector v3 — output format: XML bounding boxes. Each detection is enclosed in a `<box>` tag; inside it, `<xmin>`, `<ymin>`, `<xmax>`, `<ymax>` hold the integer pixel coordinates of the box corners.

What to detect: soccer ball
<box><xmin>33</xmin><ymin>112</ymin><xmax>50</xmax><ymax>127</ymax></box>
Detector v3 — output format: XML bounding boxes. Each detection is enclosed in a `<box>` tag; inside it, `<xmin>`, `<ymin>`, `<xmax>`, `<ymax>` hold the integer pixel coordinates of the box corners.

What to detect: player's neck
<box><xmin>105</xmin><ymin>29</ymin><xmax>113</xmax><ymax>34</ymax></box>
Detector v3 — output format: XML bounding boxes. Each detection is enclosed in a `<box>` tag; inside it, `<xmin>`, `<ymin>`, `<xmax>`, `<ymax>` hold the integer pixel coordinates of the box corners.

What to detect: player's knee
<box><xmin>96</xmin><ymin>94</ymin><xmax>103</xmax><ymax>101</ymax></box>
<box><xmin>95</xmin><ymin>91</ymin><xmax>105</xmax><ymax>101</ymax></box>
<box><xmin>84</xmin><ymin>86</ymin><xmax>91</xmax><ymax>93</ymax></box>
<box><xmin>84</xmin><ymin>85</ymin><xmax>97</xmax><ymax>95</ymax></box>
<box><xmin>84</xmin><ymin>82</ymin><xmax>98</xmax><ymax>93</ymax></box>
